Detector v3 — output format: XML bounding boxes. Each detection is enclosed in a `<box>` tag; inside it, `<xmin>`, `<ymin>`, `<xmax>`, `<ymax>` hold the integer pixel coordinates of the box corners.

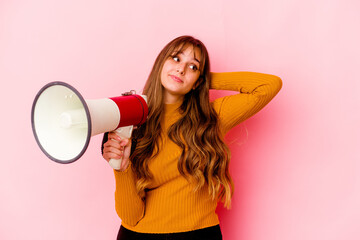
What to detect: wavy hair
<box><xmin>130</xmin><ymin>36</ymin><xmax>233</xmax><ymax>208</ymax></box>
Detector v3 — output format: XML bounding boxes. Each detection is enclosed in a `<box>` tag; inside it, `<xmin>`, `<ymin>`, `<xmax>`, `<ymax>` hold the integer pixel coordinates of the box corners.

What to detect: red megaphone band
<box><xmin>109</xmin><ymin>95</ymin><xmax>148</xmax><ymax>128</ymax></box>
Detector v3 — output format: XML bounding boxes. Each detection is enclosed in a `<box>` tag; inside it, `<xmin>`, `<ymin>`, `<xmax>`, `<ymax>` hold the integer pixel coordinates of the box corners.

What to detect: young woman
<box><xmin>102</xmin><ymin>35</ymin><xmax>282</xmax><ymax>240</ymax></box>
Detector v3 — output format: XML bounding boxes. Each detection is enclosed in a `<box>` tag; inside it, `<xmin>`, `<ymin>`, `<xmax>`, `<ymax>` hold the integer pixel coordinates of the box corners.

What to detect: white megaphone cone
<box><xmin>31</xmin><ymin>81</ymin><xmax>148</xmax><ymax>170</ymax></box>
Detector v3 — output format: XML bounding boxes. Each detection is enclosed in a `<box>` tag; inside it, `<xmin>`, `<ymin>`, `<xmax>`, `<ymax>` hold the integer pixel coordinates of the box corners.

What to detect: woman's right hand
<box><xmin>102</xmin><ymin>131</ymin><xmax>132</xmax><ymax>171</ymax></box>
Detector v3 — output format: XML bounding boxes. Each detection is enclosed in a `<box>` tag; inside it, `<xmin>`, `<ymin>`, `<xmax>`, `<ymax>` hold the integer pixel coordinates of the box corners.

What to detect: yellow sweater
<box><xmin>113</xmin><ymin>72</ymin><xmax>282</xmax><ymax>233</ymax></box>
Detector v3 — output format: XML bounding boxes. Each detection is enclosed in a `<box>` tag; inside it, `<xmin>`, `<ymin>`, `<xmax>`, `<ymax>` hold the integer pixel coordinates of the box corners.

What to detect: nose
<box><xmin>176</xmin><ymin>63</ymin><xmax>186</xmax><ymax>75</ymax></box>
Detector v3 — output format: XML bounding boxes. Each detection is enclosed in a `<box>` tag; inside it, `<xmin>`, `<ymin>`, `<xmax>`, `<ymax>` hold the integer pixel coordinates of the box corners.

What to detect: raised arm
<box><xmin>211</xmin><ymin>71</ymin><xmax>282</xmax><ymax>134</ymax></box>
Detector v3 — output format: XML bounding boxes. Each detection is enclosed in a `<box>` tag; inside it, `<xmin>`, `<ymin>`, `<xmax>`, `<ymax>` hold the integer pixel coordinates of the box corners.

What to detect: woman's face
<box><xmin>160</xmin><ymin>45</ymin><xmax>201</xmax><ymax>104</ymax></box>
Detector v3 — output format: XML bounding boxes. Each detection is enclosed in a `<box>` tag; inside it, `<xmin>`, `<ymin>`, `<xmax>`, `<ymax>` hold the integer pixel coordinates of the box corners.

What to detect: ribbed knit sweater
<box><xmin>113</xmin><ymin>72</ymin><xmax>282</xmax><ymax>233</ymax></box>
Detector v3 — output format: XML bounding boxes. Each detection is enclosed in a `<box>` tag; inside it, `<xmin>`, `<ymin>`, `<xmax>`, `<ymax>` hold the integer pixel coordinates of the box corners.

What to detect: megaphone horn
<box><xmin>31</xmin><ymin>81</ymin><xmax>148</xmax><ymax>169</ymax></box>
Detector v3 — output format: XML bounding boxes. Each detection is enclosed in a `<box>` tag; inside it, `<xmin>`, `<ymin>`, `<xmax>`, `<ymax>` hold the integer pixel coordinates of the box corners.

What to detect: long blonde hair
<box><xmin>130</xmin><ymin>36</ymin><xmax>233</xmax><ymax>208</ymax></box>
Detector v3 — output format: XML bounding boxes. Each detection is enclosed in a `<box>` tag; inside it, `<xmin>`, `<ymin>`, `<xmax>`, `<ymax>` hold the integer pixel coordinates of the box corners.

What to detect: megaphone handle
<box><xmin>108</xmin><ymin>125</ymin><xmax>134</xmax><ymax>170</ymax></box>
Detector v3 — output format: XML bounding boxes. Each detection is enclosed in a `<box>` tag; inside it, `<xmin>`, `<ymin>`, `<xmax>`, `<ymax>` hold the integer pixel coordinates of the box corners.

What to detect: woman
<box><xmin>102</xmin><ymin>35</ymin><xmax>282</xmax><ymax>240</ymax></box>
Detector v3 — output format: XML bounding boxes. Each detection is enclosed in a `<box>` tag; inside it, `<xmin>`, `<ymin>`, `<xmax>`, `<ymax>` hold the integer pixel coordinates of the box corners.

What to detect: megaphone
<box><xmin>31</xmin><ymin>81</ymin><xmax>148</xmax><ymax>170</ymax></box>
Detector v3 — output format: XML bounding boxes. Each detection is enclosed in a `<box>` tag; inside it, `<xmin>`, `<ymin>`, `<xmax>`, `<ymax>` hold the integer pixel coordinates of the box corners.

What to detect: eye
<box><xmin>172</xmin><ymin>56</ymin><xmax>180</xmax><ymax>62</ymax></box>
<box><xmin>189</xmin><ymin>64</ymin><xmax>198</xmax><ymax>71</ymax></box>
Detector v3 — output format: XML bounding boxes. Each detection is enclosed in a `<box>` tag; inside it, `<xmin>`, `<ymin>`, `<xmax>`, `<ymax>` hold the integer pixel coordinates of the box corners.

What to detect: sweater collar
<box><xmin>164</xmin><ymin>101</ymin><xmax>182</xmax><ymax>115</ymax></box>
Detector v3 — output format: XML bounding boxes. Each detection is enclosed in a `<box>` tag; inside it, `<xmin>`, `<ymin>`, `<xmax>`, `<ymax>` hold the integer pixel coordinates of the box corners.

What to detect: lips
<box><xmin>170</xmin><ymin>75</ymin><xmax>183</xmax><ymax>83</ymax></box>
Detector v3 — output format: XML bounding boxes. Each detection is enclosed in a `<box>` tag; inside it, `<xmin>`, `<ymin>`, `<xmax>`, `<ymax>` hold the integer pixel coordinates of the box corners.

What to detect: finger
<box><xmin>108</xmin><ymin>132</ymin><xmax>122</xmax><ymax>142</ymax></box>
<box><xmin>122</xmin><ymin>143</ymin><xmax>131</xmax><ymax>160</ymax></box>
<box><xmin>103</xmin><ymin>152</ymin><xmax>122</xmax><ymax>162</ymax></box>
<box><xmin>103</xmin><ymin>146</ymin><xmax>123</xmax><ymax>156</ymax></box>
<box><xmin>104</xmin><ymin>140</ymin><xmax>122</xmax><ymax>149</ymax></box>
<box><xmin>119</xmin><ymin>138</ymin><xmax>130</xmax><ymax>147</ymax></box>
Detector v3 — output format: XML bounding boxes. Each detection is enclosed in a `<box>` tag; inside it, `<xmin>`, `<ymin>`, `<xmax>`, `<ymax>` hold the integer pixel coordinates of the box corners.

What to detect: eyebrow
<box><xmin>175</xmin><ymin>51</ymin><xmax>200</xmax><ymax>64</ymax></box>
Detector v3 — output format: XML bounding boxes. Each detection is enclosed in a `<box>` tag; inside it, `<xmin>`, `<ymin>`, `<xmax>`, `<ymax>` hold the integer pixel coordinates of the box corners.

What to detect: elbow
<box><xmin>270</xmin><ymin>75</ymin><xmax>283</xmax><ymax>93</ymax></box>
<box><xmin>266</xmin><ymin>75</ymin><xmax>282</xmax><ymax>98</ymax></box>
<box><xmin>253</xmin><ymin>74</ymin><xmax>282</xmax><ymax>97</ymax></box>
<box><xmin>276</xmin><ymin>76</ymin><xmax>283</xmax><ymax>92</ymax></box>
<box><xmin>255</xmin><ymin>75</ymin><xmax>282</xmax><ymax>100</ymax></box>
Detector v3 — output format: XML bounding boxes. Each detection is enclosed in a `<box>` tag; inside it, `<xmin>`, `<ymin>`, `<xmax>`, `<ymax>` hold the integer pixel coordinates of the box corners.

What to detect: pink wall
<box><xmin>1</xmin><ymin>0</ymin><xmax>359</xmax><ymax>239</ymax></box>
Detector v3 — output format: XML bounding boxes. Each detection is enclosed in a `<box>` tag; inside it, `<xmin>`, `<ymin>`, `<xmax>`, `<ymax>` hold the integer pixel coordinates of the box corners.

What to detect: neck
<box><xmin>163</xmin><ymin>94</ymin><xmax>184</xmax><ymax>104</ymax></box>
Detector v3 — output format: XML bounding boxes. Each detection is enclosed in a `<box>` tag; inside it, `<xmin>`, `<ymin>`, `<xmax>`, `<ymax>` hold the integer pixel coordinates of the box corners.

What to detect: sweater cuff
<box><xmin>113</xmin><ymin>162</ymin><xmax>132</xmax><ymax>174</ymax></box>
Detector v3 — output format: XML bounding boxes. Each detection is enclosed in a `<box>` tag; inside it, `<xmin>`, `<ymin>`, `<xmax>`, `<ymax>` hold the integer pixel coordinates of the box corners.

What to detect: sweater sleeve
<box><xmin>113</xmin><ymin>166</ymin><xmax>145</xmax><ymax>226</ymax></box>
<box><xmin>211</xmin><ymin>71</ymin><xmax>282</xmax><ymax>134</ymax></box>
<box><xmin>101</xmin><ymin>134</ymin><xmax>145</xmax><ymax>226</ymax></box>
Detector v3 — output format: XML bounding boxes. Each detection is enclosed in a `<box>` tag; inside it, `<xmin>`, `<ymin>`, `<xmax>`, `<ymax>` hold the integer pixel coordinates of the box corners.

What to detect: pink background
<box><xmin>1</xmin><ymin>0</ymin><xmax>359</xmax><ymax>239</ymax></box>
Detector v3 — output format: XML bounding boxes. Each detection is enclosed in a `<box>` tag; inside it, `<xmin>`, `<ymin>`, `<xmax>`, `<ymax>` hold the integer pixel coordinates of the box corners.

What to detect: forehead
<box><xmin>172</xmin><ymin>44</ymin><xmax>202</xmax><ymax>62</ymax></box>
